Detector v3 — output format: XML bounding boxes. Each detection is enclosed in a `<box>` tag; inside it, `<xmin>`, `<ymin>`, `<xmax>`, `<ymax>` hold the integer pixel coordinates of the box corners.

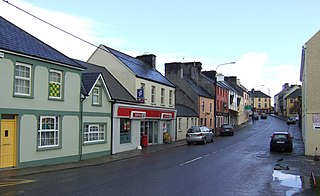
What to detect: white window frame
<box><xmin>169</xmin><ymin>90</ymin><xmax>173</xmax><ymax>105</ymax></box>
<box><xmin>49</xmin><ymin>69</ymin><xmax>62</xmax><ymax>99</ymax></box>
<box><xmin>84</xmin><ymin>124</ymin><xmax>105</xmax><ymax>143</ymax></box>
<box><xmin>14</xmin><ymin>62</ymin><xmax>31</xmax><ymax>96</ymax></box>
<box><xmin>161</xmin><ymin>88</ymin><xmax>165</xmax><ymax>105</ymax></box>
<box><xmin>38</xmin><ymin>116</ymin><xmax>59</xmax><ymax>148</ymax></box>
<box><xmin>151</xmin><ymin>86</ymin><xmax>155</xmax><ymax>103</ymax></box>
<box><xmin>92</xmin><ymin>86</ymin><xmax>100</xmax><ymax>105</ymax></box>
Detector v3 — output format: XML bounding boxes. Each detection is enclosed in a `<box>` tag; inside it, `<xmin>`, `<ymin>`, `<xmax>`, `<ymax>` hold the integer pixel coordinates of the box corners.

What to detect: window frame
<box><xmin>49</xmin><ymin>69</ymin><xmax>63</xmax><ymax>100</ymax></box>
<box><xmin>37</xmin><ymin>115</ymin><xmax>60</xmax><ymax>150</ymax></box>
<box><xmin>14</xmin><ymin>62</ymin><xmax>33</xmax><ymax>97</ymax></box>
<box><xmin>151</xmin><ymin>86</ymin><xmax>155</xmax><ymax>104</ymax></box>
<box><xmin>92</xmin><ymin>86</ymin><xmax>102</xmax><ymax>106</ymax></box>
<box><xmin>169</xmin><ymin>90</ymin><xmax>173</xmax><ymax>106</ymax></box>
<box><xmin>120</xmin><ymin>118</ymin><xmax>131</xmax><ymax>144</ymax></box>
<box><xmin>83</xmin><ymin>123</ymin><xmax>106</xmax><ymax>144</ymax></box>
<box><xmin>161</xmin><ymin>88</ymin><xmax>165</xmax><ymax>105</ymax></box>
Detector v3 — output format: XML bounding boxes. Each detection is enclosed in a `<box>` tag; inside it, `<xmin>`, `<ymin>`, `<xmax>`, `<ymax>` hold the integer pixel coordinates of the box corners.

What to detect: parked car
<box><xmin>287</xmin><ymin>117</ymin><xmax>296</xmax><ymax>125</ymax></box>
<box><xmin>221</xmin><ymin>124</ymin><xmax>234</xmax><ymax>136</ymax></box>
<box><xmin>254</xmin><ymin>115</ymin><xmax>259</xmax><ymax>120</ymax></box>
<box><xmin>270</xmin><ymin>132</ymin><xmax>293</xmax><ymax>152</ymax></box>
<box><xmin>260</xmin><ymin>113</ymin><xmax>267</xmax><ymax>119</ymax></box>
<box><xmin>186</xmin><ymin>126</ymin><xmax>214</xmax><ymax>145</ymax></box>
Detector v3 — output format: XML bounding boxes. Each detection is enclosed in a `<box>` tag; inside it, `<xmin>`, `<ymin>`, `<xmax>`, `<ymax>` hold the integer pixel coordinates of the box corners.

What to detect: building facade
<box><xmin>0</xmin><ymin>17</ymin><xmax>85</xmax><ymax>168</ymax></box>
<box><xmin>88</xmin><ymin>45</ymin><xmax>176</xmax><ymax>154</ymax></box>
<box><xmin>300</xmin><ymin>30</ymin><xmax>320</xmax><ymax>156</ymax></box>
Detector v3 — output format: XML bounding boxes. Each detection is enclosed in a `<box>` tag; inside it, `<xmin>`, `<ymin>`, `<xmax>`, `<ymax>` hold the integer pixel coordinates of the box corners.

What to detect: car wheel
<box><xmin>211</xmin><ymin>138</ymin><xmax>214</xmax><ymax>142</ymax></box>
<box><xmin>187</xmin><ymin>142</ymin><xmax>191</xmax><ymax>146</ymax></box>
<box><xmin>203</xmin><ymin>138</ymin><xmax>207</xmax><ymax>144</ymax></box>
<box><xmin>231</xmin><ymin>132</ymin><xmax>234</xmax><ymax>136</ymax></box>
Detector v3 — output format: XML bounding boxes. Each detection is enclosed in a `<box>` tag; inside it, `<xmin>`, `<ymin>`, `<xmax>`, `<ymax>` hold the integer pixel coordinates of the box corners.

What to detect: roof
<box><xmin>0</xmin><ymin>17</ymin><xmax>84</xmax><ymax>70</ymax></box>
<box><xmin>186</xmin><ymin>79</ymin><xmax>212</xmax><ymax>98</ymax></box>
<box><xmin>287</xmin><ymin>88</ymin><xmax>301</xmax><ymax>99</ymax></box>
<box><xmin>176</xmin><ymin>104</ymin><xmax>198</xmax><ymax>117</ymax></box>
<box><xmin>74</xmin><ymin>59</ymin><xmax>137</xmax><ymax>102</ymax></box>
<box><xmin>81</xmin><ymin>72</ymin><xmax>101</xmax><ymax>96</ymax></box>
<box><xmin>103</xmin><ymin>45</ymin><xmax>175</xmax><ymax>87</ymax></box>
<box><xmin>248</xmin><ymin>90</ymin><xmax>270</xmax><ymax>98</ymax></box>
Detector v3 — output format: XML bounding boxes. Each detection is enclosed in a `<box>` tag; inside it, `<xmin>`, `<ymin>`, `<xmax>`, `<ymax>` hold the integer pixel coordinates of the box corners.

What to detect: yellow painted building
<box><xmin>300</xmin><ymin>30</ymin><xmax>320</xmax><ymax>156</ymax></box>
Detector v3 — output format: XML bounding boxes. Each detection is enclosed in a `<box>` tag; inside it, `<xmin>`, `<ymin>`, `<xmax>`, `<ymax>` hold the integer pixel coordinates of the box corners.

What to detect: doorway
<box><xmin>140</xmin><ymin>121</ymin><xmax>158</xmax><ymax>144</ymax></box>
<box><xmin>0</xmin><ymin>115</ymin><xmax>16</xmax><ymax>168</ymax></box>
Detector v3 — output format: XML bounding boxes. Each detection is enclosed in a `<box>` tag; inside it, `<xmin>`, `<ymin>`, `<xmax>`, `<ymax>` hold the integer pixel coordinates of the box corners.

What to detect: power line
<box><xmin>2</xmin><ymin>0</ymin><xmax>98</xmax><ymax>49</ymax></box>
<box><xmin>2</xmin><ymin>0</ymin><xmax>161</xmax><ymax>71</ymax></box>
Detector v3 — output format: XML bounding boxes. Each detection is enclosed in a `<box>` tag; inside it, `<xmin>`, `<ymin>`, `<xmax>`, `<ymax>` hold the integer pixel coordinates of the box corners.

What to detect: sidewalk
<box><xmin>0</xmin><ymin>140</ymin><xmax>187</xmax><ymax>178</ymax></box>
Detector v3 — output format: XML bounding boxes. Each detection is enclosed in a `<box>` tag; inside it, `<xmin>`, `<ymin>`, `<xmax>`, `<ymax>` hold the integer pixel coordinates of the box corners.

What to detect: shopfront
<box><xmin>112</xmin><ymin>104</ymin><xmax>176</xmax><ymax>154</ymax></box>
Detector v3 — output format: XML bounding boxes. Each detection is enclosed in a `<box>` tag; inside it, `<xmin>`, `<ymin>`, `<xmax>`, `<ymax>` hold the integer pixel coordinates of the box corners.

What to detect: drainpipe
<box><xmin>79</xmin><ymin>93</ymin><xmax>87</xmax><ymax>161</ymax></box>
<box><xmin>110</xmin><ymin>101</ymin><xmax>114</xmax><ymax>155</ymax></box>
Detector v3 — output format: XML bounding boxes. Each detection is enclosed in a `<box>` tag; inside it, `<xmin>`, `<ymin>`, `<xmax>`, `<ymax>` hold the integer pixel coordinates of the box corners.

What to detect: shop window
<box><xmin>120</xmin><ymin>119</ymin><xmax>131</xmax><ymax>144</ymax></box>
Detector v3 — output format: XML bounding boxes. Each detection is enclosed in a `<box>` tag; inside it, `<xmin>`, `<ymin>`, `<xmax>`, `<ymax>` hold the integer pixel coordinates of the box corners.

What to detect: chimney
<box><xmin>136</xmin><ymin>54</ymin><xmax>156</xmax><ymax>69</ymax></box>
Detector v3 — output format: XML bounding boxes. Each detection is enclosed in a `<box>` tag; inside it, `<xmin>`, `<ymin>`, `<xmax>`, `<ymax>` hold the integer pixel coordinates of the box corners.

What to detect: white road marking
<box><xmin>180</xmin><ymin>156</ymin><xmax>202</xmax><ymax>166</ymax></box>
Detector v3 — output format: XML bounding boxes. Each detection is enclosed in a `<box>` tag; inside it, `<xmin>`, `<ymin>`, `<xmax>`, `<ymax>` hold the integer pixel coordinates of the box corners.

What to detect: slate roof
<box><xmin>74</xmin><ymin>59</ymin><xmax>137</xmax><ymax>102</ymax></box>
<box><xmin>287</xmin><ymin>88</ymin><xmax>301</xmax><ymax>99</ymax></box>
<box><xmin>186</xmin><ymin>79</ymin><xmax>212</xmax><ymax>98</ymax></box>
<box><xmin>0</xmin><ymin>17</ymin><xmax>84</xmax><ymax>70</ymax></box>
<box><xmin>248</xmin><ymin>90</ymin><xmax>270</xmax><ymax>98</ymax></box>
<box><xmin>103</xmin><ymin>45</ymin><xmax>175</xmax><ymax>87</ymax></box>
<box><xmin>176</xmin><ymin>104</ymin><xmax>198</xmax><ymax>117</ymax></box>
<box><xmin>81</xmin><ymin>72</ymin><xmax>101</xmax><ymax>96</ymax></box>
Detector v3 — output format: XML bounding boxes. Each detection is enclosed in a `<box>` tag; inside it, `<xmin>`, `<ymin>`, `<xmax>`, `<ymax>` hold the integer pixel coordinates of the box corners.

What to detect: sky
<box><xmin>1</xmin><ymin>0</ymin><xmax>320</xmax><ymax>102</ymax></box>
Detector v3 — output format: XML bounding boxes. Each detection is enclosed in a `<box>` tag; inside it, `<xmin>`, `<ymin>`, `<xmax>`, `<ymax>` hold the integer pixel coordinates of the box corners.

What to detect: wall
<box><xmin>0</xmin><ymin>53</ymin><xmax>82</xmax><ymax>168</ymax></box>
<box><xmin>303</xmin><ymin>30</ymin><xmax>320</xmax><ymax>156</ymax></box>
<box><xmin>176</xmin><ymin>117</ymin><xmax>198</xmax><ymax>140</ymax></box>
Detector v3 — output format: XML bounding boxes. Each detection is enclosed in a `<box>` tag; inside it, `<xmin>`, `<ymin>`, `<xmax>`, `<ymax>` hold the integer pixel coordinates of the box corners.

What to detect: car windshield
<box><xmin>187</xmin><ymin>127</ymin><xmax>201</xmax><ymax>133</ymax></box>
<box><xmin>273</xmin><ymin>134</ymin><xmax>288</xmax><ymax>139</ymax></box>
<box><xmin>223</xmin><ymin>124</ymin><xmax>233</xmax><ymax>129</ymax></box>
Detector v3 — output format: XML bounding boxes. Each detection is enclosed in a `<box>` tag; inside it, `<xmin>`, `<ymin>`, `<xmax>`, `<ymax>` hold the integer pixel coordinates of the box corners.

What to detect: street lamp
<box><xmin>213</xmin><ymin>61</ymin><xmax>236</xmax><ymax>133</ymax></box>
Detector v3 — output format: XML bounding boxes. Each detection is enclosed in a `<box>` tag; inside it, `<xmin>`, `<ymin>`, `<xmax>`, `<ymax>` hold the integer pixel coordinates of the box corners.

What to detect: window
<box><xmin>14</xmin><ymin>62</ymin><xmax>31</xmax><ymax>96</ymax></box>
<box><xmin>186</xmin><ymin>118</ymin><xmax>189</xmax><ymax>129</ymax></box>
<box><xmin>141</xmin><ymin>83</ymin><xmax>145</xmax><ymax>89</ymax></box>
<box><xmin>265</xmin><ymin>103</ymin><xmax>268</xmax><ymax>108</ymax></box>
<box><xmin>151</xmin><ymin>86</ymin><xmax>155</xmax><ymax>103</ymax></box>
<box><xmin>178</xmin><ymin>118</ymin><xmax>181</xmax><ymax>131</ymax></box>
<box><xmin>120</xmin><ymin>119</ymin><xmax>131</xmax><ymax>144</ymax></box>
<box><xmin>38</xmin><ymin>116</ymin><xmax>59</xmax><ymax>148</ymax></box>
<box><xmin>202</xmin><ymin>101</ymin><xmax>205</xmax><ymax>112</ymax></box>
<box><xmin>161</xmin><ymin>88</ymin><xmax>165</xmax><ymax>105</ymax></box>
<box><xmin>84</xmin><ymin>124</ymin><xmax>105</xmax><ymax>143</ymax></box>
<box><xmin>169</xmin><ymin>90</ymin><xmax>173</xmax><ymax>105</ymax></box>
<box><xmin>210</xmin><ymin>103</ymin><xmax>212</xmax><ymax>112</ymax></box>
<box><xmin>92</xmin><ymin>86</ymin><xmax>100</xmax><ymax>105</ymax></box>
<box><xmin>49</xmin><ymin>70</ymin><xmax>62</xmax><ymax>99</ymax></box>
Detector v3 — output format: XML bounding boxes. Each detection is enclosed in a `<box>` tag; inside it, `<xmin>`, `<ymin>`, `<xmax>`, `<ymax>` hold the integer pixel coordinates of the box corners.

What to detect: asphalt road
<box><xmin>0</xmin><ymin>116</ymin><xmax>309</xmax><ymax>196</ymax></box>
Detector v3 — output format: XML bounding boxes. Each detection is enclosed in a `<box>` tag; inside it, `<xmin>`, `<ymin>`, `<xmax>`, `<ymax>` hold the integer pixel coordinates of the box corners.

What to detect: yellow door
<box><xmin>0</xmin><ymin>119</ymin><xmax>16</xmax><ymax>168</ymax></box>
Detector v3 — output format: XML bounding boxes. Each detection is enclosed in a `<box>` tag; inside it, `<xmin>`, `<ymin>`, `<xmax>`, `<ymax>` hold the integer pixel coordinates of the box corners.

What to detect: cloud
<box><xmin>0</xmin><ymin>0</ymin><xmax>124</xmax><ymax>61</ymax></box>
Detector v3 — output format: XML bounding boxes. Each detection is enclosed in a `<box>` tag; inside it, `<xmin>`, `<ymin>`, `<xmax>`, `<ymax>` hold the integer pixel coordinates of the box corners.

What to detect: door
<box><xmin>141</xmin><ymin>121</ymin><xmax>158</xmax><ymax>144</ymax></box>
<box><xmin>0</xmin><ymin>119</ymin><xmax>16</xmax><ymax>168</ymax></box>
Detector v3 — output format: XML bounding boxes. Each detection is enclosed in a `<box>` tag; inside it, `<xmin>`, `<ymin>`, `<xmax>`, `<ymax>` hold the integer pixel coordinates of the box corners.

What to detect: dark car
<box><xmin>221</xmin><ymin>124</ymin><xmax>234</xmax><ymax>136</ymax></box>
<box><xmin>186</xmin><ymin>126</ymin><xmax>214</xmax><ymax>145</ymax></box>
<box><xmin>270</xmin><ymin>132</ymin><xmax>293</xmax><ymax>152</ymax></box>
<box><xmin>260</xmin><ymin>113</ymin><xmax>267</xmax><ymax>119</ymax></box>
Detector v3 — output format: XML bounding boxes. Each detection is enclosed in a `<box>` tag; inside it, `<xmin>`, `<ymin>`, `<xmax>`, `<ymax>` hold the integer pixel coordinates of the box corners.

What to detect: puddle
<box><xmin>273</xmin><ymin>170</ymin><xmax>309</xmax><ymax>195</ymax></box>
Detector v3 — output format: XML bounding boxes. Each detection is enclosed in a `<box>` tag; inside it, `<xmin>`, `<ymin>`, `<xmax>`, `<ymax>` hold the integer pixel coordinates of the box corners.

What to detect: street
<box><xmin>0</xmin><ymin>116</ymin><xmax>309</xmax><ymax>195</ymax></box>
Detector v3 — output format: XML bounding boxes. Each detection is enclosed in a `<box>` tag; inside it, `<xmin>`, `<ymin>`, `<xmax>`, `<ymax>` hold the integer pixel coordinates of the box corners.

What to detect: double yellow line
<box><xmin>0</xmin><ymin>178</ymin><xmax>35</xmax><ymax>188</ymax></box>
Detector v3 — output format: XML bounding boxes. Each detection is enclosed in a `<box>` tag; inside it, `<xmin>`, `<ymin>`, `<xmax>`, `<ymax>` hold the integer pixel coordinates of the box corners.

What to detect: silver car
<box><xmin>186</xmin><ymin>126</ymin><xmax>214</xmax><ymax>145</ymax></box>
